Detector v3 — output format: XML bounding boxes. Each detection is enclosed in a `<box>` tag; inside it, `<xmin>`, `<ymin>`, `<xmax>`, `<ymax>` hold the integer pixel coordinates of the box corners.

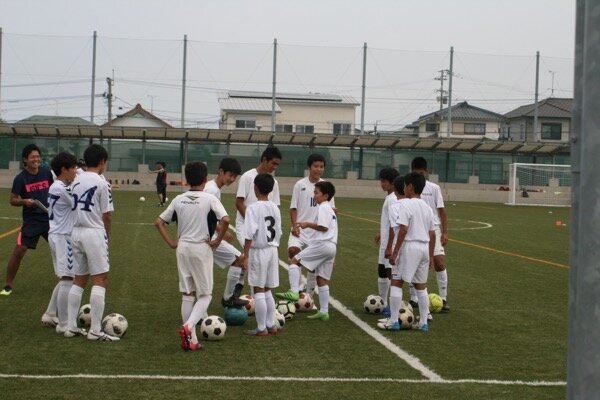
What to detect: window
<box><xmin>235</xmin><ymin>119</ymin><xmax>256</xmax><ymax>129</ymax></box>
<box><xmin>275</xmin><ymin>124</ymin><xmax>293</xmax><ymax>133</ymax></box>
<box><xmin>333</xmin><ymin>123</ymin><xmax>351</xmax><ymax>135</ymax></box>
<box><xmin>464</xmin><ymin>123</ymin><xmax>486</xmax><ymax>135</ymax></box>
<box><xmin>295</xmin><ymin>125</ymin><xmax>314</xmax><ymax>134</ymax></box>
<box><xmin>425</xmin><ymin>123</ymin><xmax>439</xmax><ymax>132</ymax></box>
<box><xmin>541</xmin><ymin>123</ymin><xmax>562</xmax><ymax>140</ymax></box>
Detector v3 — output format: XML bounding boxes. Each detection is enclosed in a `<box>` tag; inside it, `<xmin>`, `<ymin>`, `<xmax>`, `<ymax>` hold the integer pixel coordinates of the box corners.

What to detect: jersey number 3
<box><xmin>264</xmin><ymin>216</ymin><xmax>276</xmax><ymax>242</ymax></box>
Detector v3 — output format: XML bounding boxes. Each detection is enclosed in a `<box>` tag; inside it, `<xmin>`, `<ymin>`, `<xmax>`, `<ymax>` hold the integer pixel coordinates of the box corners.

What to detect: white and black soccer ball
<box><xmin>276</xmin><ymin>300</ymin><xmax>296</xmax><ymax>320</ymax></box>
<box><xmin>77</xmin><ymin>304</ymin><xmax>92</xmax><ymax>328</ymax></box>
<box><xmin>401</xmin><ymin>300</ymin><xmax>413</xmax><ymax>315</ymax></box>
<box><xmin>240</xmin><ymin>294</ymin><xmax>255</xmax><ymax>315</ymax></box>
<box><xmin>294</xmin><ymin>292</ymin><xmax>314</xmax><ymax>312</ymax></box>
<box><xmin>200</xmin><ymin>315</ymin><xmax>227</xmax><ymax>341</ymax></box>
<box><xmin>274</xmin><ymin>310</ymin><xmax>286</xmax><ymax>330</ymax></box>
<box><xmin>139</xmin><ymin>196</ymin><xmax>146</xmax><ymax>202</ymax></box>
<box><xmin>399</xmin><ymin>310</ymin><xmax>414</xmax><ymax>330</ymax></box>
<box><xmin>101</xmin><ymin>313</ymin><xmax>128</xmax><ymax>338</ymax></box>
<box><xmin>364</xmin><ymin>295</ymin><xmax>385</xmax><ymax>314</ymax></box>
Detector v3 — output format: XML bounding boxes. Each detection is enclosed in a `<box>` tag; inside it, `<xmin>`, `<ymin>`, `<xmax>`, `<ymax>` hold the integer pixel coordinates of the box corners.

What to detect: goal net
<box><xmin>507</xmin><ymin>163</ymin><xmax>571</xmax><ymax>207</ymax></box>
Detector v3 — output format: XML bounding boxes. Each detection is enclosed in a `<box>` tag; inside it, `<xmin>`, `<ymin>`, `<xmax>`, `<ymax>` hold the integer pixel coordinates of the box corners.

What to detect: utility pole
<box><xmin>549</xmin><ymin>70</ymin><xmax>556</xmax><ymax>97</ymax></box>
<box><xmin>435</xmin><ymin>69</ymin><xmax>448</xmax><ymax>110</ymax></box>
<box><xmin>90</xmin><ymin>31</ymin><xmax>97</xmax><ymax>123</ymax></box>
<box><xmin>105</xmin><ymin>77</ymin><xmax>113</xmax><ymax>125</ymax></box>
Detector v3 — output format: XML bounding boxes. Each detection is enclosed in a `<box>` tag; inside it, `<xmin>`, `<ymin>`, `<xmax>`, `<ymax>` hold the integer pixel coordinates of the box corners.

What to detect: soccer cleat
<box><xmin>87</xmin><ymin>330</ymin><xmax>120</xmax><ymax>341</ymax></box>
<box><xmin>409</xmin><ymin>300</ymin><xmax>418</xmax><ymax>309</ymax></box>
<box><xmin>377</xmin><ymin>319</ymin><xmax>401</xmax><ymax>331</ymax></box>
<box><xmin>266</xmin><ymin>325</ymin><xmax>278</xmax><ymax>335</ymax></box>
<box><xmin>275</xmin><ymin>290</ymin><xmax>299</xmax><ymax>302</ymax></box>
<box><xmin>428</xmin><ymin>313</ymin><xmax>433</xmax><ymax>322</ymax></box>
<box><xmin>307</xmin><ymin>311</ymin><xmax>329</xmax><ymax>321</ymax></box>
<box><xmin>55</xmin><ymin>325</ymin><xmax>68</xmax><ymax>334</ymax></box>
<box><xmin>189</xmin><ymin>341</ymin><xmax>203</xmax><ymax>351</ymax></box>
<box><xmin>41</xmin><ymin>313</ymin><xmax>59</xmax><ymax>327</ymax></box>
<box><xmin>412</xmin><ymin>323</ymin><xmax>429</xmax><ymax>332</ymax></box>
<box><xmin>232</xmin><ymin>283</ymin><xmax>244</xmax><ymax>299</ymax></box>
<box><xmin>178</xmin><ymin>324</ymin><xmax>192</xmax><ymax>350</ymax></box>
<box><xmin>0</xmin><ymin>286</ymin><xmax>12</xmax><ymax>296</ymax></box>
<box><xmin>221</xmin><ymin>295</ymin><xmax>249</xmax><ymax>308</ymax></box>
<box><xmin>442</xmin><ymin>299</ymin><xmax>450</xmax><ymax>312</ymax></box>
<box><xmin>64</xmin><ymin>327</ymin><xmax>87</xmax><ymax>338</ymax></box>
<box><xmin>381</xmin><ymin>306</ymin><xmax>391</xmax><ymax>317</ymax></box>
<box><xmin>244</xmin><ymin>328</ymin><xmax>268</xmax><ymax>336</ymax></box>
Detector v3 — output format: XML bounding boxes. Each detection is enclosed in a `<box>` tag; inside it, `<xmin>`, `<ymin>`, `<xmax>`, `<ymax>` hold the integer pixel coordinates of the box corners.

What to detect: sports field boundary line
<box><xmin>0</xmin><ymin>226</ymin><xmax>21</xmax><ymax>239</ymax></box>
<box><xmin>0</xmin><ymin>373</ymin><xmax>566</xmax><ymax>386</ymax></box>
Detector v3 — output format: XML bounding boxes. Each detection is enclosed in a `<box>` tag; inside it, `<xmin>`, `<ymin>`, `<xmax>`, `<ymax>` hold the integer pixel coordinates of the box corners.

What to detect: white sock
<box><xmin>265</xmin><ymin>291</ymin><xmax>276</xmax><ymax>328</ymax></box>
<box><xmin>57</xmin><ymin>280</ymin><xmax>73</xmax><ymax>328</ymax></box>
<box><xmin>306</xmin><ymin>272</ymin><xmax>317</xmax><ymax>294</ymax></box>
<box><xmin>254</xmin><ymin>292</ymin><xmax>267</xmax><ymax>331</ymax></box>
<box><xmin>181</xmin><ymin>294</ymin><xmax>195</xmax><ymax>323</ymax></box>
<box><xmin>224</xmin><ymin>266</ymin><xmax>242</xmax><ymax>299</ymax></box>
<box><xmin>436</xmin><ymin>270</ymin><xmax>448</xmax><ymax>300</ymax></box>
<box><xmin>378</xmin><ymin>277</ymin><xmax>391</xmax><ymax>306</ymax></box>
<box><xmin>90</xmin><ymin>285</ymin><xmax>106</xmax><ymax>333</ymax></box>
<box><xmin>409</xmin><ymin>283</ymin><xmax>418</xmax><ymax>303</ymax></box>
<box><xmin>318</xmin><ymin>285</ymin><xmax>330</xmax><ymax>313</ymax></box>
<box><xmin>288</xmin><ymin>265</ymin><xmax>300</xmax><ymax>292</ymax></box>
<box><xmin>45</xmin><ymin>282</ymin><xmax>60</xmax><ymax>316</ymax></box>
<box><xmin>389</xmin><ymin>286</ymin><xmax>402</xmax><ymax>324</ymax></box>
<box><xmin>67</xmin><ymin>285</ymin><xmax>84</xmax><ymax>330</ymax></box>
<box><xmin>416</xmin><ymin>288</ymin><xmax>430</xmax><ymax>327</ymax></box>
<box><xmin>186</xmin><ymin>295</ymin><xmax>212</xmax><ymax>343</ymax></box>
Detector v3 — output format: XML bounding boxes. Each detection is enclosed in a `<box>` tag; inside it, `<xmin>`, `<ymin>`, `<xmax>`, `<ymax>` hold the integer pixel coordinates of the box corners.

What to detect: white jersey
<box><xmin>290</xmin><ymin>177</ymin><xmax>335</xmax><ymax>222</ymax></box>
<box><xmin>388</xmin><ymin>197</ymin><xmax>409</xmax><ymax>234</ymax></box>
<box><xmin>71</xmin><ymin>171</ymin><xmax>114</xmax><ymax>230</ymax></box>
<box><xmin>236</xmin><ymin>168</ymin><xmax>280</xmax><ymax>225</ymax></box>
<box><xmin>204</xmin><ymin>179</ymin><xmax>220</xmax><ymax>199</ymax></box>
<box><xmin>394</xmin><ymin>198</ymin><xmax>435</xmax><ymax>243</ymax></box>
<box><xmin>48</xmin><ymin>180</ymin><xmax>75</xmax><ymax>235</ymax></box>
<box><xmin>159</xmin><ymin>190</ymin><xmax>228</xmax><ymax>244</ymax></box>
<box><xmin>420</xmin><ymin>180</ymin><xmax>444</xmax><ymax>226</ymax></box>
<box><xmin>379</xmin><ymin>192</ymin><xmax>396</xmax><ymax>249</ymax></box>
<box><xmin>243</xmin><ymin>200</ymin><xmax>282</xmax><ymax>249</ymax></box>
<box><xmin>310</xmin><ymin>201</ymin><xmax>338</xmax><ymax>245</ymax></box>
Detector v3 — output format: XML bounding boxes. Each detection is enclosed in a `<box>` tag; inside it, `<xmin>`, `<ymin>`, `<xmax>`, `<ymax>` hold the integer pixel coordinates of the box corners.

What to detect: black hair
<box><xmin>156</xmin><ymin>161</ymin><xmax>166</xmax><ymax>168</ymax></box>
<box><xmin>254</xmin><ymin>173</ymin><xmax>275</xmax><ymax>195</ymax></box>
<box><xmin>83</xmin><ymin>144</ymin><xmax>108</xmax><ymax>168</ymax></box>
<box><xmin>393</xmin><ymin>175</ymin><xmax>405</xmax><ymax>196</ymax></box>
<box><xmin>404</xmin><ymin>172</ymin><xmax>426</xmax><ymax>195</ymax></box>
<box><xmin>22</xmin><ymin>144</ymin><xmax>41</xmax><ymax>160</ymax></box>
<box><xmin>50</xmin><ymin>152</ymin><xmax>78</xmax><ymax>177</ymax></box>
<box><xmin>185</xmin><ymin>161</ymin><xmax>208</xmax><ymax>186</ymax></box>
<box><xmin>77</xmin><ymin>158</ymin><xmax>86</xmax><ymax>168</ymax></box>
<box><xmin>260</xmin><ymin>146</ymin><xmax>282</xmax><ymax>162</ymax></box>
<box><xmin>315</xmin><ymin>181</ymin><xmax>335</xmax><ymax>201</ymax></box>
<box><xmin>378</xmin><ymin>167</ymin><xmax>399</xmax><ymax>183</ymax></box>
<box><xmin>411</xmin><ymin>157</ymin><xmax>428</xmax><ymax>171</ymax></box>
<box><xmin>307</xmin><ymin>153</ymin><xmax>326</xmax><ymax>167</ymax></box>
<box><xmin>219</xmin><ymin>157</ymin><xmax>242</xmax><ymax>175</ymax></box>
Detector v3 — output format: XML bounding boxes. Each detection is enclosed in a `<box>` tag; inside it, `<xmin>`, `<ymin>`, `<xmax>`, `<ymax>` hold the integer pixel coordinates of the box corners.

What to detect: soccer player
<box><xmin>410</xmin><ymin>157</ymin><xmax>450</xmax><ymax>312</ymax></box>
<box><xmin>378</xmin><ymin>172</ymin><xmax>435</xmax><ymax>332</ymax></box>
<box><xmin>241</xmin><ymin>173</ymin><xmax>283</xmax><ymax>336</ymax></box>
<box><xmin>46</xmin><ymin>152</ymin><xmax>78</xmax><ymax>333</ymax></box>
<box><xmin>155</xmin><ymin>161</ymin><xmax>230</xmax><ymax>351</ymax></box>
<box><xmin>150</xmin><ymin>161</ymin><xmax>167</xmax><ymax>206</ymax></box>
<box><xmin>203</xmin><ymin>157</ymin><xmax>248</xmax><ymax>308</ymax></box>
<box><xmin>1</xmin><ymin>144</ymin><xmax>54</xmax><ymax>297</ymax></box>
<box><xmin>278</xmin><ymin>181</ymin><xmax>337</xmax><ymax>321</ymax></box>
<box><xmin>65</xmin><ymin>144</ymin><xmax>119</xmax><ymax>341</ymax></box>
<box><xmin>373</xmin><ymin>167</ymin><xmax>399</xmax><ymax>316</ymax></box>
<box><xmin>286</xmin><ymin>154</ymin><xmax>335</xmax><ymax>296</ymax></box>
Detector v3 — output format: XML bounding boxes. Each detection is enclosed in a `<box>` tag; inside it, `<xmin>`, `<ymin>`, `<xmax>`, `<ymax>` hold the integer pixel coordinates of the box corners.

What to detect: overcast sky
<box><xmin>0</xmin><ymin>0</ymin><xmax>576</xmax><ymax>128</ymax></box>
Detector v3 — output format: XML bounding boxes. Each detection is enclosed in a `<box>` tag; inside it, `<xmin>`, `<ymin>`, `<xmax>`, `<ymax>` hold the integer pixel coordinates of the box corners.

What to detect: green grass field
<box><xmin>0</xmin><ymin>188</ymin><xmax>569</xmax><ymax>399</ymax></box>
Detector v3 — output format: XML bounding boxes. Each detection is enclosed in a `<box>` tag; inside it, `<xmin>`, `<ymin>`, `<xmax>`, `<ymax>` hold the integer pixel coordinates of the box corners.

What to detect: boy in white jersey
<box><xmin>410</xmin><ymin>157</ymin><xmax>450</xmax><ymax>312</ymax></box>
<box><xmin>278</xmin><ymin>181</ymin><xmax>337</xmax><ymax>321</ymax></box>
<box><xmin>378</xmin><ymin>172</ymin><xmax>435</xmax><ymax>332</ymax></box>
<box><xmin>286</xmin><ymin>154</ymin><xmax>335</xmax><ymax>298</ymax></box>
<box><xmin>203</xmin><ymin>158</ymin><xmax>249</xmax><ymax>309</ymax></box>
<box><xmin>155</xmin><ymin>161</ymin><xmax>230</xmax><ymax>351</ymax></box>
<box><xmin>241</xmin><ymin>173</ymin><xmax>283</xmax><ymax>336</ymax></box>
<box><xmin>45</xmin><ymin>152</ymin><xmax>78</xmax><ymax>333</ymax></box>
<box><xmin>374</xmin><ymin>167</ymin><xmax>399</xmax><ymax>317</ymax></box>
<box><xmin>65</xmin><ymin>144</ymin><xmax>118</xmax><ymax>341</ymax></box>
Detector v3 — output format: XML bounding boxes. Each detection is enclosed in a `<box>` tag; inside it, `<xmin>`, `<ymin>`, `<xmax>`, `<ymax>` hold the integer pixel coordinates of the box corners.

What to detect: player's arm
<box><xmin>438</xmin><ymin>207</ymin><xmax>448</xmax><ymax>246</ymax></box>
<box><xmin>290</xmin><ymin>208</ymin><xmax>300</xmax><ymax>237</ymax></box>
<box><xmin>429</xmin><ymin>229</ymin><xmax>436</xmax><ymax>267</ymax></box>
<box><xmin>297</xmin><ymin>221</ymin><xmax>327</xmax><ymax>232</ymax></box>
<box><xmin>102</xmin><ymin>212</ymin><xmax>112</xmax><ymax>237</ymax></box>
<box><xmin>9</xmin><ymin>192</ymin><xmax>34</xmax><ymax>208</ymax></box>
<box><xmin>209</xmin><ymin>216</ymin><xmax>230</xmax><ymax>250</ymax></box>
<box><xmin>389</xmin><ymin>225</ymin><xmax>408</xmax><ymax>265</ymax></box>
<box><xmin>154</xmin><ymin>217</ymin><xmax>177</xmax><ymax>249</ymax></box>
<box><xmin>235</xmin><ymin>197</ymin><xmax>246</xmax><ymax>218</ymax></box>
<box><xmin>241</xmin><ymin>239</ymin><xmax>252</xmax><ymax>270</ymax></box>
<box><xmin>385</xmin><ymin>227</ymin><xmax>395</xmax><ymax>258</ymax></box>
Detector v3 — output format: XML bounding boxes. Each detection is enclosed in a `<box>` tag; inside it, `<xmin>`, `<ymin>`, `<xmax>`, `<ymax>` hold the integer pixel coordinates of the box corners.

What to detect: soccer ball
<box><xmin>276</xmin><ymin>300</ymin><xmax>296</xmax><ymax>320</ymax></box>
<box><xmin>139</xmin><ymin>196</ymin><xmax>146</xmax><ymax>202</ymax></box>
<box><xmin>364</xmin><ymin>294</ymin><xmax>385</xmax><ymax>314</ymax></box>
<box><xmin>294</xmin><ymin>292</ymin><xmax>314</xmax><ymax>312</ymax></box>
<box><xmin>101</xmin><ymin>313</ymin><xmax>128</xmax><ymax>338</ymax></box>
<box><xmin>398</xmin><ymin>310</ymin><xmax>414</xmax><ymax>330</ymax></box>
<box><xmin>200</xmin><ymin>315</ymin><xmax>227</xmax><ymax>341</ymax></box>
<box><xmin>401</xmin><ymin>300</ymin><xmax>413</xmax><ymax>315</ymax></box>
<box><xmin>274</xmin><ymin>310</ymin><xmax>286</xmax><ymax>330</ymax></box>
<box><xmin>77</xmin><ymin>304</ymin><xmax>92</xmax><ymax>328</ymax></box>
<box><xmin>429</xmin><ymin>293</ymin><xmax>443</xmax><ymax>313</ymax></box>
<box><xmin>223</xmin><ymin>306</ymin><xmax>248</xmax><ymax>326</ymax></box>
<box><xmin>240</xmin><ymin>294</ymin><xmax>255</xmax><ymax>315</ymax></box>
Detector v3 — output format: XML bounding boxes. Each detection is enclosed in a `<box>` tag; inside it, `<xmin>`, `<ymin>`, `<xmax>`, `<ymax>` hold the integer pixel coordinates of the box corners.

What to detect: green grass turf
<box><xmin>0</xmin><ymin>188</ymin><xmax>569</xmax><ymax>399</ymax></box>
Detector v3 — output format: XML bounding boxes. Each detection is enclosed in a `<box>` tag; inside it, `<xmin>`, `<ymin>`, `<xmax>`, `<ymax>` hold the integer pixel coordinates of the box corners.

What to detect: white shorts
<box><xmin>49</xmin><ymin>233</ymin><xmax>75</xmax><ymax>278</ymax></box>
<box><xmin>212</xmin><ymin>238</ymin><xmax>241</xmax><ymax>269</ymax></box>
<box><xmin>71</xmin><ymin>227</ymin><xmax>110</xmax><ymax>276</ymax></box>
<box><xmin>433</xmin><ymin>227</ymin><xmax>445</xmax><ymax>256</ymax></box>
<box><xmin>296</xmin><ymin>241</ymin><xmax>336</xmax><ymax>281</ymax></box>
<box><xmin>176</xmin><ymin>241</ymin><xmax>213</xmax><ymax>296</ymax></box>
<box><xmin>392</xmin><ymin>241</ymin><xmax>429</xmax><ymax>284</ymax></box>
<box><xmin>287</xmin><ymin>230</ymin><xmax>310</xmax><ymax>251</ymax></box>
<box><xmin>378</xmin><ymin>246</ymin><xmax>393</xmax><ymax>268</ymax></box>
<box><xmin>247</xmin><ymin>246</ymin><xmax>279</xmax><ymax>289</ymax></box>
<box><xmin>235</xmin><ymin>219</ymin><xmax>245</xmax><ymax>248</ymax></box>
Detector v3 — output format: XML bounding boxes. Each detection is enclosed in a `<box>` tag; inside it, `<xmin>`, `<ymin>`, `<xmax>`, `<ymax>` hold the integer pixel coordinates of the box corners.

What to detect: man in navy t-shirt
<box><xmin>1</xmin><ymin>144</ymin><xmax>54</xmax><ymax>296</ymax></box>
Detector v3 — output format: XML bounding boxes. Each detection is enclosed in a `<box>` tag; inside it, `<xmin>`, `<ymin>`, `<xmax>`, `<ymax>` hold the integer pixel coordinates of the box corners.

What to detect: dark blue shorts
<box><xmin>17</xmin><ymin>221</ymin><xmax>49</xmax><ymax>249</ymax></box>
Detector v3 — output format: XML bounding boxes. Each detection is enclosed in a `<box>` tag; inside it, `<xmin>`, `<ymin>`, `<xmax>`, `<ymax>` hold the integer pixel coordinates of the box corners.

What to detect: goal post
<box><xmin>507</xmin><ymin>163</ymin><xmax>571</xmax><ymax>207</ymax></box>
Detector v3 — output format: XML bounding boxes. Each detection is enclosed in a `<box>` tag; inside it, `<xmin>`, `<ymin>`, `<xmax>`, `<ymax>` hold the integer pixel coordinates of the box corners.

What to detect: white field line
<box><xmin>0</xmin><ymin>373</ymin><xmax>566</xmax><ymax>386</ymax></box>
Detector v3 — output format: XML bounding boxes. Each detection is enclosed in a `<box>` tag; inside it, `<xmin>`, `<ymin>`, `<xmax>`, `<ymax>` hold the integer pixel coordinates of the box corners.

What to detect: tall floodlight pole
<box><xmin>0</xmin><ymin>27</ymin><xmax>3</xmax><ymax>121</ymax></box>
<box><xmin>271</xmin><ymin>38</ymin><xmax>277</xmax><ymax>132</ymax></box>
<box><xmin>533</xmin><ymin>51</ymin><xmax>540</xmax><ymax>142</ymax></box>
<box><xmin>447</xmin><ymin>46</ymin><xmax>454</xmax><ymax>137</ymax></box>
<box><xmin>568</xmin><ymin>1</ymin><xmax>600</xmax><ymax>398</ymax></box>
<box><xmin>360</xmin><ymin>42</ymin><xmax>367</xmax><ymax>135</ymax></box>
<box><xmin>90</xmin><ymin>31</ymin><xmax>97</xmax><ymax>123</ymax></box>
<box><xmin>181</xmin><ymin>35</ymin><xmax>188</xmax><ymax>128</ymax></box>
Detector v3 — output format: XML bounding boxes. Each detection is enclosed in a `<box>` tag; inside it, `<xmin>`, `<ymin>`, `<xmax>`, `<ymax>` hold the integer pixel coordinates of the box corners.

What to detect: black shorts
<box><xmin>157</xmin><ymin>185</ymin><xmax>167</xmax><ymax>195</ymax></box>
<box><xmin>18</xmin><ymin>221</ymin><xmax>49</xmax><ymax>249</ymax></box>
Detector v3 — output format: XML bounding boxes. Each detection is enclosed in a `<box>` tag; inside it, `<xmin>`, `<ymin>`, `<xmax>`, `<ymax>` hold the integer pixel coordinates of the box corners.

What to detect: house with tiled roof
<box><xmin>410</xmin><ymin>101</ymin><xmax>505</xmax><ymax>140</ymax></box>
<box><xmin>503</xmin><ymin>97</ymin><xmax>572</xmax><ymax>142</ymax></box>
<box><xmin>17</xmin><ymin>115</ymin><xmax>96</xmax><ymax>126</ymax></box>
<box><xmin>103</xmin><ymin>103</ymin><xmax>172</xmax><ymax>128</ymax></box>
